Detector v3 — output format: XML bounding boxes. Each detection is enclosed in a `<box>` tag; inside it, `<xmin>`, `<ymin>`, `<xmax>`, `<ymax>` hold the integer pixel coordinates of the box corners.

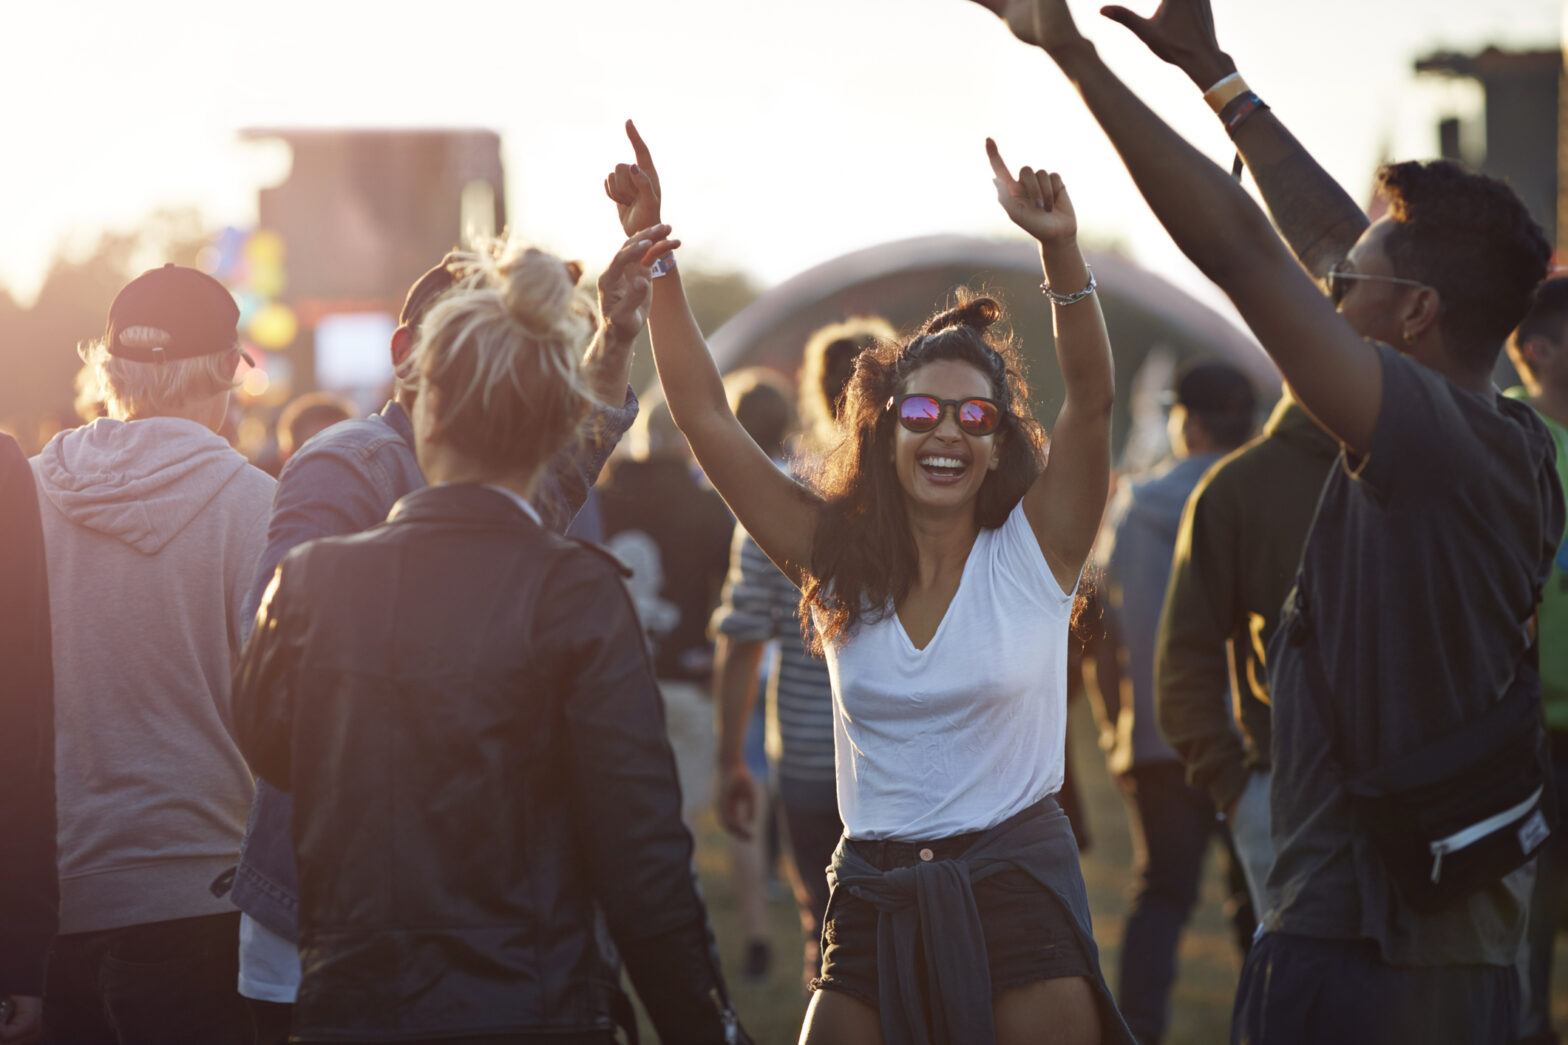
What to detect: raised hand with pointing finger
<box><xmin>987</xmin><ymin>138</ymin><xmax>1078</xmax><ymax>247</ymax></box>
<box><xmin>605</xmin><ymin>120</ymin><xmax>663</xmax><ymax>239</ymax></box>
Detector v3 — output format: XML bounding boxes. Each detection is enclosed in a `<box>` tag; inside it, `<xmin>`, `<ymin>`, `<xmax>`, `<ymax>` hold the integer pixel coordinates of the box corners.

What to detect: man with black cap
<box><xmin>224</xmin><ymin>241</ymin><xmax>655</xmax><ymax>1039</ymax></box>
<box><xmin>1095</xmin><ymin>358</ymin><xmax>1257</xmax><ymax>1045</ymax></box>
<box><xmin>30</xmin><ymin>264</ymin><xmax>277</xmax><ymax>1043</ymax></box>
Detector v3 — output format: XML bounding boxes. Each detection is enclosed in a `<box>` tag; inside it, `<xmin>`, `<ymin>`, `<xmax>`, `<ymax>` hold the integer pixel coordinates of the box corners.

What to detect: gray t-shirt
<box><xmin>1264</xmin><ymin>341</ymin><xmax>1564</xmax><ymax>967</ymax></box>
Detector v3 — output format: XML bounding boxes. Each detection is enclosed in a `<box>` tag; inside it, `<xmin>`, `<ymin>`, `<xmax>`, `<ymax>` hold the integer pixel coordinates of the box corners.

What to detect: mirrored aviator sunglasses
<box><xmin>891</xmin><ymin>394</ymin><xmax>1002</xmax><ymax>436</ymax></box>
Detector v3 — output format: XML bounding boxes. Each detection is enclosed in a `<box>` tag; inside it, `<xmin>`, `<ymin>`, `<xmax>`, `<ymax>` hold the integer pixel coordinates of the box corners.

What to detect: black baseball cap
<box><xmin>105</xmin><ymin>264</ymin><xmax>241</xmax><ymax>363</ymax></box>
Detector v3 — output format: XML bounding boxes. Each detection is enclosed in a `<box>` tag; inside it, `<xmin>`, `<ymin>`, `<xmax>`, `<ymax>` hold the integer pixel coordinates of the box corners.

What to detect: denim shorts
<box><xmin>811</xmin><ymin>827</ymin><xmax>1095</xmax><ymax>1007</ymax></box>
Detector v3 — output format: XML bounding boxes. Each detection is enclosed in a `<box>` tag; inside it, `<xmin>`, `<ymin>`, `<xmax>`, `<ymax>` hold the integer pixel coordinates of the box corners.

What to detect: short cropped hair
<box><xmin>1514</xmin><ymin>276</ymin><xmax>1568</xmax><ymax>353</ymax></box>
<box><xmin>625</xmin><ymin>395</ymin><xmax>684</xmax><ymax>462</ymax></box>
<box><xmin>276</xmin><ymin>391</ymin><xmax>356</xmax><ymax>458</ymax></box>
<box><xmin>725</xmin><ymin>367</ymin><xmax>794</xmax><ymax>460</ymax></box>
<box><xmin>1377</xmin><ymin>161</ymin><xmax>1551</xmax><ymax>372</ymax></box>
<box><xmin>78</xmin><ymin>337</ymin><xmax>238</xmax><ymax>421</ymax></box>
<box><xmin>799</xmin><ymin>317</ymin><xmax>897</xmax><ymax>450</ymax></box>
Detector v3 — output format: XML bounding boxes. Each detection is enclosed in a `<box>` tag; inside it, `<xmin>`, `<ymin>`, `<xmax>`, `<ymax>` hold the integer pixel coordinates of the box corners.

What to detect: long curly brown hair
<box><xmin>798</xmin><ymin>289</ymin><xmax>1048</xmax><ymax>653</ymax></box>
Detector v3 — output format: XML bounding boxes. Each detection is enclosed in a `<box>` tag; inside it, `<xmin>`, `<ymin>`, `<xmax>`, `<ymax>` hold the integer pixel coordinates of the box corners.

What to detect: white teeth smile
<box><xmin>920</xmin><ymin>456</ymin><xmax>966</xmax><ymax>470</ymax></box>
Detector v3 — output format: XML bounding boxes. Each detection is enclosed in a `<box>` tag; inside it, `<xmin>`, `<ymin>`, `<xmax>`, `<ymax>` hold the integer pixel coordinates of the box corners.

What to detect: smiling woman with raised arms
<box><xmin>606</xmin><ymin>123</ymin><xmax>1132</xmax><ymax>1045</ymax></box>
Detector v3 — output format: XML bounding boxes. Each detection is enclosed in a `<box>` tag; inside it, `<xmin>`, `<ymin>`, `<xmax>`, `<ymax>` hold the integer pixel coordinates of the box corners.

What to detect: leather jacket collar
<box><xmin>388</xmin><ymin>482</ymin><xmax>541</xmax><ymax>529</ymax></box>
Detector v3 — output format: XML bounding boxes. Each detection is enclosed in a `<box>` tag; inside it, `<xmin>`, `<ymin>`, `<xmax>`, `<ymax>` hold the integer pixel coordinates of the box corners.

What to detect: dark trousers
<box><xmin>1519</xmin><ymin>756</ymin><xmax>1568</xmax><ymax>1044</ymax></box>
<box><xmin>1117</xmin><ymin>761</ymin><xmax>1252</xmax><ymax>1045</ymax></box>
<box><xmin>327</xmin><ymin>1029</ymin><xmax>608</xmax><ymax>1035</ymax></box>
<box><xmin>1232</xmin><ymin>931</ymin><xmax>1517</xmax><ymax>1045</ymax></box>
<box><xmin>779</xmin><ymin>798</ymin><xmax>844</xmax><ymax>985</ymax></box>
<box><xmin>246</xmin><ymin>999</ymin><xmax>292</xmax><ymax>1045</ymax></box>
<box><xmin>41</xmin><ymin>912</ymin><xmax>251</xmax><ymax>1045</ymax></box>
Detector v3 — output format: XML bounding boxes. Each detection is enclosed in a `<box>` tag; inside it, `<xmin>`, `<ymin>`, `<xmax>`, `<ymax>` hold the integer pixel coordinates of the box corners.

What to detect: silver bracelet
<box><xmin>1040</xmin><ymin>266</ymin><xmax>1097</xmax><ymax>307</ymax></box>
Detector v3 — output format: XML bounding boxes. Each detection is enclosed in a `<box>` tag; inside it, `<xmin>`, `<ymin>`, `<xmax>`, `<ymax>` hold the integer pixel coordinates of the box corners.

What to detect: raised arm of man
<box><xmin>1099</xmin><ymin>0</ymin><xmax>1368</xmax><ymax>280</ymax></box>
<box><xmin>971</xmin><ymin>0</ymin><xmax>1384</xmax><ymax>454</ymax></box>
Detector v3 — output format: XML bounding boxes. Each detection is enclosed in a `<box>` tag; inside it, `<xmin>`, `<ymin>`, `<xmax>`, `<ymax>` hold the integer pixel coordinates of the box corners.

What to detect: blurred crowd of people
<box><xmin>5</xmin><ymin>1</ymin><xmax>1568</xmax><ymax>1044</ymax></box>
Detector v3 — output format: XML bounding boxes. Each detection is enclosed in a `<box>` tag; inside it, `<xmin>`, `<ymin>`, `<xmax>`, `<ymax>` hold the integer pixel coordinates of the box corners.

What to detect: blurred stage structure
<box><xmin>239</xmin><ymin>128</ymin><xmax>505</xmax><ymax>403</ymax></box>
<box><xmin>705</xmin><ymin>235</ymin><xmax>1273</xmax><ymax>462</ymax></box>
<box><xmin>1416</xmin><ymin>46</ymin><xmax>1562</xmax><ymax>247</ymax></box>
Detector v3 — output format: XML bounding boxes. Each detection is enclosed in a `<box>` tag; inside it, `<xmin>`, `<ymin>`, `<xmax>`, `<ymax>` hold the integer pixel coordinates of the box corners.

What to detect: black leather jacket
<box><xmin>233</xmin><ymin>484</ymin><xmax>742</xmax><ymax>1042</ymax></box>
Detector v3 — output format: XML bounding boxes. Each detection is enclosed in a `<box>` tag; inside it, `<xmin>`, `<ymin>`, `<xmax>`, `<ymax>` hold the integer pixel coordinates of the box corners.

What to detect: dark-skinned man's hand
<box><xmin>1099</xmin><ymin>0</ymin><xmax>1236</xmax><ymax>89</ymax></box>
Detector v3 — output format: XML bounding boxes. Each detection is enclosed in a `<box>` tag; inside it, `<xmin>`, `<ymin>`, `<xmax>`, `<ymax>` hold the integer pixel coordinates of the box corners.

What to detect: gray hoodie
<box><xmin>32</xmin><ymin>417</ymin><xmax>275</xmax><ymax>934</ymax></box>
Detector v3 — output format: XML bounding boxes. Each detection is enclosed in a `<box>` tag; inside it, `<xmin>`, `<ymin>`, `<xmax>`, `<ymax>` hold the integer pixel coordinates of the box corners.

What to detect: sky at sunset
<box><xmin>3</xmin><ymin>0</ymin><xmax>1562</xmax><ymax>318</ymax></box>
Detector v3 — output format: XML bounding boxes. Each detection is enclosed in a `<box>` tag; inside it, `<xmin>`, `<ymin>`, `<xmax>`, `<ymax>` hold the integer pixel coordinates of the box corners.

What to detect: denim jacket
<box><xmin>219</xmin><ymin>390</ymin><xmax>637</xmax><ymax>941</ymax></box>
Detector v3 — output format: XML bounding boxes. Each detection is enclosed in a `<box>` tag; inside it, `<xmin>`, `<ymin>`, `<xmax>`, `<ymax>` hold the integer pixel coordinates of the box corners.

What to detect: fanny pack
<box><xmin>1285</xmin><ymin>585</ymin><xmax>1553</xmax><ymax>914</ymax></box>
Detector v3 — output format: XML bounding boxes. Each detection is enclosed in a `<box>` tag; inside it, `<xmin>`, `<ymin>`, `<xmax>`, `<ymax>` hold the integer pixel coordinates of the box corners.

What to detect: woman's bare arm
<box><xmin>988</xmin><ymin>141</ymin><xmax>1116</xmax><ymax>593</ymax></box>
<box><xmin>605</xmin><ymin>123</ymin><xmax>820</xmax><ymax>583</ymax></box>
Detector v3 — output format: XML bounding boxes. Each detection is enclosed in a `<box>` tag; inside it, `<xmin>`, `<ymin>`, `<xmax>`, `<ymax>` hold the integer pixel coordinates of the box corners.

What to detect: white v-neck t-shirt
<box><xmin>818</xmin><ymin>499</ymin><xmax>1078</xmax><ymax>841</ymax></box>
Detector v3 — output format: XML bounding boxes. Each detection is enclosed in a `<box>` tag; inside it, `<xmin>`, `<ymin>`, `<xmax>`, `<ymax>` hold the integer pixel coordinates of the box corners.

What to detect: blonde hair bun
<box><xmin>412</xmin><ymin>239</ymin><xmax>597</xmax><ymax>473</ymax></box>
<box><xmin>494</xmin><ymin>246</ymin><xmax>592</xmax><ymax>345</ymax></box>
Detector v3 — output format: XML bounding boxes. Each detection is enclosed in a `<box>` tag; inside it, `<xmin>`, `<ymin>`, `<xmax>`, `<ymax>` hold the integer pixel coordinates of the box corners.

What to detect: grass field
<box><xmin>670</xmin><ymin>699</ymin><xmax>1568</xmax><ymax>1044</ymax></box>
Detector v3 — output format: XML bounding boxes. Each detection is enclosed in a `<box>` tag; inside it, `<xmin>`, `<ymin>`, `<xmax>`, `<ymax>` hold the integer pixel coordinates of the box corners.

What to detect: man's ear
<box><xmin>390</xmin><ymin>324</ymin><xmax>415</xmax><ymax>374</ymax></box>
<box><xmin>1518</xmin><ymin>334</ymin><xmax>1553</xmax><ymax>371</ymax></box>
<box><xmin>1404</xmin><ymin>286</ymin><xmax>1444</xmax><ymax>341</ymax></box>
<box><xmin>1182</xmin><ymin>413</ymin><xmax>1216</xmax><ymax>455</ymax></box>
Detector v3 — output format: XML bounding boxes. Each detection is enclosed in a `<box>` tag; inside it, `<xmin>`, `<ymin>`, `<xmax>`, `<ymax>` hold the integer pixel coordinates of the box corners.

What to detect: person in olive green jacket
<box><xmin>1153</xmin><ymin>388</ymin><xmax>1337</xmax><ymax>915</ymax></box>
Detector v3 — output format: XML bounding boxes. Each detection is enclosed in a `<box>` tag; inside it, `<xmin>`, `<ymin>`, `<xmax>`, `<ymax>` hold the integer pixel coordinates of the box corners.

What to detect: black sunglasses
<box><xmin>889</xmin><ymin>393</ymin><xmax>1002</xmax><ymax>436</ymax></box>
<box><xmin>1326</xmin><ymin>260</ymin><xmax>1429</xmax><ymax>308</ymax></box>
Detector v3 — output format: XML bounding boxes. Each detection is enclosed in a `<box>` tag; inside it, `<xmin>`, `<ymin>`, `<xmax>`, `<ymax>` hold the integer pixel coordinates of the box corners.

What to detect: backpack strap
<box><xmin>1280</xmin><ymin>580</ymin><xmax>1348</xmax><ymax>778</ymax></box>
<box><xmin>1284</xmin><ymin>577</ymin><xmax>1545</xmax><ymax>795</ymax></box>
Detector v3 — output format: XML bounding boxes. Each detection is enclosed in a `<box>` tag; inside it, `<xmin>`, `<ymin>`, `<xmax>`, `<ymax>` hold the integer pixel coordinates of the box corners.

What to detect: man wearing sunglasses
<box><xmin>1096</xmin><ymin>359</ymin><xmax>1257</xmax><ymax>1045</ymax></box>
<box><xmin>971</xmin><ymin>0</ymin><xmax>1560</xmax><ymax>1041</ymax></box>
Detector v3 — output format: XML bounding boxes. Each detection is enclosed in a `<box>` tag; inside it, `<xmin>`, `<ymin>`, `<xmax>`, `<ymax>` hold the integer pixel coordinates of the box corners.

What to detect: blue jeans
<box><xmin>1116</xmin><ymin>761</ymin><xmax>1250</xmax><ymax>1045</ymax></box>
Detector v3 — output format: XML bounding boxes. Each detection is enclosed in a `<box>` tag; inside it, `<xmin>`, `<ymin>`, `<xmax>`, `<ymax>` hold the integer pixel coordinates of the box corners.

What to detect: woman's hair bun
<box><xmin>922</xmin><ymin>296</ymin><xmax>1002</xmax><ymax>336</ymax></box>
<box><xmin>410</xmin><ymin>238</ymin><xmax>595</xmax><ymax>475</ymax></box>
<box><xmin>492</xmin><ymin>246</ymin><xmax>584</xmax><ymax>338</ymax></box>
